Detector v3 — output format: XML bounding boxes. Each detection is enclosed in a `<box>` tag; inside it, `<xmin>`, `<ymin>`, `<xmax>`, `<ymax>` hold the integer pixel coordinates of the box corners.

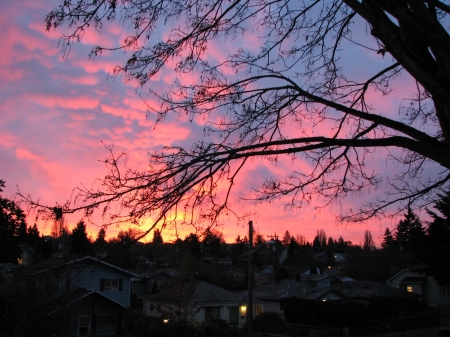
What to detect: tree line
<box><xmin>2</xmin><ymin>178</ymin><xmax>450</xmax><ymax>284</ymax></box>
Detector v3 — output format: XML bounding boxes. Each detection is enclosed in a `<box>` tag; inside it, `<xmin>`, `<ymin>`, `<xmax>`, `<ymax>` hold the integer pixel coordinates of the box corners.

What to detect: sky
<box><xmin>0</xmin><ymin>1</ymin><xmax>428</xmax><ymax>245</ymax></box>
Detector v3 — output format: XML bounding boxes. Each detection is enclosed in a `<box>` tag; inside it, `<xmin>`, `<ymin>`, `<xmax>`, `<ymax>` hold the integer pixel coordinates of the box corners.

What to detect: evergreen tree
<box><xmin>282</xmin><ymin>230</ymin><xmax>291</xmax><ymax>245</ymax></box>
<box><xmin>381</xmin><ymin>228</ymin><xmax>396</xmax><ymax>249</ymax></box>
<box><xmin>395</xmin><ymin>207</ymin><xmax>425</xmax><ymax>253</ymax></box>
<box><xmin>69</xmin><ymin>220</ymin><xmax>92</xmax><ymax>256</ymax></box>
<box><xmin>94</xmin><ymin>228</ymin><xmax>107</xmax><ymax>252</ymax></box>
<box><xmin>422</xmin><ymin>190</ymin><xmax>450</xmax><ymax>283</ymax></box>
<box><xmin>288</xmin><ymin>236</ymin><xmax>298</xmax><ymax>258</ymax></box>
<box><xmin>327</xmin><ymin>237</ymin><xmax>335</xmax><ymax>252</ymax></box>
<box><xmin>0</xmin><ymin>180</ymin><xmax>26</xmax><ymax>264</ymax></box>
<box><xmin>336</xmin><ymin>236</ymin><xmax>346</xmax><ymax>252</ymax></box>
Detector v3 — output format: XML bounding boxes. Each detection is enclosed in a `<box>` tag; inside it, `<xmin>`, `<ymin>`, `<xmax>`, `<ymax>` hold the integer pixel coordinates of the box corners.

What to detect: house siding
<box><xmin>33</xmin><ymin>258</ymin><xmax>136</xmax><ymax>308</ymax></box>
<box><xmin>64</xmin><ymin>265</ymin><xmax>131</xmax><ymax>307</ymax></box>
<box><xmin>387</xmin><ymin>270</ymin><xmax>440</xmax><ymax>306</ymax></box>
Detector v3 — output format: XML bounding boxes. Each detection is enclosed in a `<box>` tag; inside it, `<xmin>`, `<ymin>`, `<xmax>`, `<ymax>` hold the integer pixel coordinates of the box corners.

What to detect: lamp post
<box><xmin>247</xmin><ymin>221</ymin><xmax>275</xmax><ymax>337</ymax></box>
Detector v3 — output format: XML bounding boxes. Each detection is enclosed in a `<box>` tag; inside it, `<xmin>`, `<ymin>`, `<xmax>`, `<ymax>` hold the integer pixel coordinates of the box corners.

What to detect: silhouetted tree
<box><xmin>327</xmin><ymin>237</ymin><xmax>335</xmax><ymax>252</ymax></box>
<box><xmin>335</xmin><ymin>236</ymin><xmax>347</xmax><ymax>253</ymax></box>
<box><xmin>288</xmin><ymin>236</ymin><xmax>298</xmax><ymax>258</ymax></box>
<box><xmin>94</xmin><ymin>228</ymin><xmax>107</xmax><ymax>252</ymax></box>
<box><xmin>69</xmin><ymin>220</ymin><xmax>92</xmax><ymax>256</ymax></box>
<box><xmin>184</xmin><ymin>233</ymin><xmax>202</xmax><ymax>257</ymax></box>
<box><xmin>282</xmin><ymin>231</ymin><xmax>291</xmax><ymax>245</ymax></box>
<box><xmin>202</xmin><ymin>228</ymin><xmax>224</xmax><ymax>256</ymax></box>
<box><xmin>421</xmin><ymin>190</ymin><xmax>450</xmax><ymax>283</ymax></box>
<box><xmin>116</xmin><ymin>228</ymin><xmax>141</xmax><ymax>244</ymax></box>
<box><xmin>363</xmin><ymin>230</ymin><xmax>376</xmax><ymax>251</ymax></box>
<box><xmin>28</xmin><ymin>1</ymin><xmax>450</xmax><ymax>237</ymax></box>
<box><xmin>381</xmin><ymin>228</ymin><xmax>396</xmax><ymax>249</ymax></box>
<box><xmin>313</xmin><ymin>229</ymin><xmax>327</xmax><ymax>252</ymax></box>
<box><xmin>152</xmin><ymin>228</ymin><xmax>164</xmax><ymax>244</ymax></box>
<box><xmin>0</xmin><ymin>180</ymin><xmax>26</xmax><ymax>264</ymax></box>
<box><xmin>395</xmin><ymin>207</ymin><xmax>426</xmax><ymax>253</ymax></box>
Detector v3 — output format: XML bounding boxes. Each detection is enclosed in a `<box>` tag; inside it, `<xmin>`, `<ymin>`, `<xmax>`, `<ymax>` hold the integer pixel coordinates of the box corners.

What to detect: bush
<box><xmin>253</xmin><ymin>312</ymin><xmax>287</xmax><ymax>334</ymax></box>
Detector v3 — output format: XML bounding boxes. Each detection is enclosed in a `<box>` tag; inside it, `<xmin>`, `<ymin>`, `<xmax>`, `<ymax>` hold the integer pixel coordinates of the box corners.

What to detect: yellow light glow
<box><xmin>163</xmin><ymin>319</ymin><xmax>169</xmax><ymax>324</ymax></box>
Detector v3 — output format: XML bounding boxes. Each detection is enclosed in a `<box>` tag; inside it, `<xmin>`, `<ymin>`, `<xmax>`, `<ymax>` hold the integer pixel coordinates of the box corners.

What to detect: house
<box><xmin>298</xmin><ymin>273</ymin><xmax>342</xmax><ymax>288</ymax></box>
<box><xmin>333</xmin><ymin>253</ymin><xmax>348</xmax><ymax>263</ymax></box>
<box><xmin>42</xmin><ymin>289</ymin><xmax>126</xmax><ymax>337</ymax></box>
<box><xmin>255</xmin><ymin>266</ymin><xmax>275</xmax><ymax>285</ymax></box>
<box><xmin>32</xmin><ymin>256</ymin><xmax>140</xmax><ymax>336</ymax></box>
<box><xmin>18</xmin><ymin>242</ymin><xmax>34</xmax><ymax>266</ymax></box>
<box><xmin>249</xmin><ymin>279</ymin><xmax>346</xmax><ymax>315</ymax></box>
<box><xmin>144</xmin><ymin>280</ymin><xmax>253</xmax><ymax>328</ymax></box>
<box><xmin>0</xmin><ymin>262</ymin><xmax>19</xmax><ymax>284</ymax></box>
<box><xmin>387</xmin><ymin>267</ymin><xmax>450</xmax><ymax>321</ymax></box>
<box><xmin>387</xmin><ymin>267</ymin><xmax>442</xmax><ymax>306</ymax></box>
<box><xmin>342</xmin><ymin>280</ymin><xmax>418</xmax><ymax>305</ymax></box>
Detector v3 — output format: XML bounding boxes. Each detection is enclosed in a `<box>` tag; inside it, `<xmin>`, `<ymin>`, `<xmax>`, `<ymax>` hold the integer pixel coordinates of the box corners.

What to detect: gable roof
<box><xmin>43</xmin><ymin>288</ymin><xmax>126</xmax><ymax>315</ymax></box>
<box><xmin>146</xmin><ymin>281</ymin><xmax>242</xmax><ymax>305</ymax></box>
<box><xmin>299</xmin><ymin>274</ymin><xmax>341</xmax><ymax>283</ymax></box>
<box><xmin>400</xmin><ymin>276</ymin><xmax>427</xmax><ymax>284</ymax></box>
<box><xmin>386</xmin><ymin>266</ymin><xmax>430</xmax><ymax>284</ymax></box>
<box><xmin>32</xmin><ymin>256</ymin><xmax>139</xmax><ymax>277</ymax></box>
<box><xmin>342</xmin><ymin>281</ymin><xmax>418</xmax><ymax>299</ymax></box>
<box><xmin>249</xmin><ymin>279</ymin><xmax>345</xmax><ymax>301</ymax></box>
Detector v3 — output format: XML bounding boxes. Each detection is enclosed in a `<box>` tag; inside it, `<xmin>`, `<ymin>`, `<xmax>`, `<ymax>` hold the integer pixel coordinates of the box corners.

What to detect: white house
<box><xmin>144</xmin><ymin>280</ymin><xmax>256</xmax><ymax>328</ymax></box>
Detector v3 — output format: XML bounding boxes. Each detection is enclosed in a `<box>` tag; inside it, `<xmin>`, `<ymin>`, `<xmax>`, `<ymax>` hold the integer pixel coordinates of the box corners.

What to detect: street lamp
<box><xmin>247</xmin><ymin>221</ymin><xmax>275</xmax><ymax>337</ymax></box>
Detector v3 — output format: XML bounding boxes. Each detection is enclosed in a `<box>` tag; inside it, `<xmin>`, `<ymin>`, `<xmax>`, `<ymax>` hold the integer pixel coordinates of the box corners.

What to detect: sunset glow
<box><xmin>0</xmin><ymin>0</ymin><xmax>422</xmax><ymax>245</ymax></box>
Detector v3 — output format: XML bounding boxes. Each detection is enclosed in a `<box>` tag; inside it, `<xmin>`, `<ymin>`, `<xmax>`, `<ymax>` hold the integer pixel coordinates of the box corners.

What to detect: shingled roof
<box><xmin>342</xmin><ymin>281</ymin><xmax>418</xmax><ymax>299</ymax></box>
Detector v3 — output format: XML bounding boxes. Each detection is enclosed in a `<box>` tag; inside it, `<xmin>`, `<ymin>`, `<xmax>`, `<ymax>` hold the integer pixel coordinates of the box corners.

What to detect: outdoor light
<box><xmin>163</xmin><ymin>319</ymin><xmax>169</xmax><ymax>324</ymax></box>
<box><xmin>240</xmin><ymin>305</ymin><xmax>247</xmax><ymax>314</ymax></box>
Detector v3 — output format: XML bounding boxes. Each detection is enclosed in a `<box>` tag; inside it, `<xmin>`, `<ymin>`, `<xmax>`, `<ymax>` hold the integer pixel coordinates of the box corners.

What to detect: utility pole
<box><xmin>267</xmin><ymin>233</ymin><xmax>278</xmax><ymax>270</ymax></box>
<box><xmin>247</xmin><ymin>220</ymin><xmax>253</xmax><ymax>337</ymax></box>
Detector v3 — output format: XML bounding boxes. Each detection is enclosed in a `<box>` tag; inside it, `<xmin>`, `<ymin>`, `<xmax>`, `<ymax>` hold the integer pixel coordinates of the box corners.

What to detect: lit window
<box><xmin>406</xmin><ymin>286</ymin><xmax>413</xmax><ymax>293</ymax></box>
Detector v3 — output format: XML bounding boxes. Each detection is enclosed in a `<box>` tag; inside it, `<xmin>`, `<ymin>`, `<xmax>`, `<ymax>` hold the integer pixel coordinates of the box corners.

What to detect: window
<box><xmin>442</xmin><ymin>286</ymin><xmax>450</xmax><ymax>298</ymax></box>
<box><xmin>406</xmin><ymin>285</ymin><xmax>413</xmax><ymax>293</ymax></box>
<box><xmin>100</xmin><ymin>278</ymin><xmax>123</xmax><ymax>291</ymax></box>
<box><xmin>253</xmin><ymin>305</ymin><xmax>263</xmax><ymax>316</ymax></box>
<box><xmin>78</xmin><ymin>315</ymin><xmax>90</xmax><ymax>337</ymax></box>
<box><xmin>205</xmin><ymin>306</ymin><xmax>221</xmax><ymax>320</ymax></box>
<box><xmin>229</xmin><ymin>307</ymin><xmax>239</xmax><ymax>325</ymax></box>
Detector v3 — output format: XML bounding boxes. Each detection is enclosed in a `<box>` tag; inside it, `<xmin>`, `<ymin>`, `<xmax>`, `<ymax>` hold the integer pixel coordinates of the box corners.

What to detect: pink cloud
<box><xmin>15</xmin><ymin>148</ymin><xmax>42</xmax><ymax>162</ymax></box>
<box><xmin>69</xmin><ymin>112</ymin><xmax>96</xmax><ymax>121</ymax></box>
<box><xmin>72</xmin><ymin>58</ymin><xmax>119</xmax><ymax>74</ymax></box>
<box><xmin>53</xmin><ymin>74</ymin><xmax>100</xmax><ymax>86</ymax></box>
<box><xmin>31</xmin><ymin>94</ymin><xmax>100</xmax><ymax>110</ymax></box>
